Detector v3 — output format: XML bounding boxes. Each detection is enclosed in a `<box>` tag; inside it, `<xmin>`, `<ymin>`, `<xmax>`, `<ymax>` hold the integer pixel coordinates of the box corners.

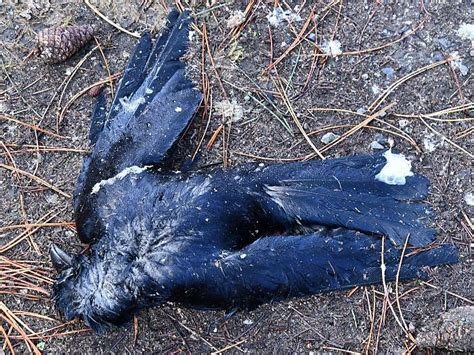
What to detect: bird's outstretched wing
<box><xmin>74</xmin><ymin>10</ymin><xmax>201</xmax><ymax>242</ymax></box>
<box><xmin>193</xmin><ymin>229</ymin><xmax>458</xmax><ymax>311</ymax></box>
<box><xmin>232</xmin><ymin>152</ymin><xmax>435</xmax><ymax>247</ymax></box>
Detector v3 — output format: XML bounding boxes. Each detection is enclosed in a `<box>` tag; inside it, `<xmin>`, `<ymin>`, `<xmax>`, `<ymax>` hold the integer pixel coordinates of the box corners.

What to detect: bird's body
<box><xmin>51</xmin><ymin>10</ymin><xmax>458</xmax><ymax>331</ymax></box>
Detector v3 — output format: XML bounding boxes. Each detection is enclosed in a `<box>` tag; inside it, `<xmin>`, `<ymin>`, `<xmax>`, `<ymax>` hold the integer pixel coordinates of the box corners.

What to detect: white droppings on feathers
<box><xmin>91</xmin><ymin>165</ymin><xmax>152</xmax><ymax>194</ymax></box>
<box><xmin>375</xmin><ymin>150</ymin><xmax>414</xmax><ymax>186</ymax></box>
<box><xmin>119</xmin><ymin>96</ymin><xmax>145</xmax><ymax>113</ymax></box>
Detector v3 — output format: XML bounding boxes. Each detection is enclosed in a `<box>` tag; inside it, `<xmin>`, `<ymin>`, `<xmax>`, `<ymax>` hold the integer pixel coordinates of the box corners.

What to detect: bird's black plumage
<box><xmin>51</xmin><ymin>10</ymin><xmax>458</xmax><ymax>331</ymax></box>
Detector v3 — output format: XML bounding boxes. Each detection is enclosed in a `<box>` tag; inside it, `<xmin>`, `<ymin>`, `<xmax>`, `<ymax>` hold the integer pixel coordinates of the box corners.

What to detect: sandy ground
<box><xmin>1</xmin><ymin>0</ymin><xmax>473</xmax><ymax>353</ymax></box>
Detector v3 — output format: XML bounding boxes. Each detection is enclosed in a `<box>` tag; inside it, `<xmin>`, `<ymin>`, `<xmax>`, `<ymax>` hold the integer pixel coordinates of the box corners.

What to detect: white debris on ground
<box><xmin>91</xmin><ymin>165</ymin><xmax>152</xmax><ymax>194</ymax></box>
<box><xmin>320</xmin><ymin>39</ymin><xmax>343</xmax><ymax>57</ymax></box>
<box><xmin>266</xmin><ymin>6</ymin><xmax>302</xmax><ymax>27</ymax></box>
<box><xmin>226</xmin><ymin>10</ymin><xmax>246</xmax><ymax>28</ymax></box>
<box><xmin>423</xmin><ymin>133</ymin><xmax>444</xmax><ymax>152</ymax></box>
<box><xmin>371</xmin><ymin>84</ymin><xmax>381</xmax><ymax>95</ymax></box>
<box><xmin>375</xmin><ymin>150</ymin><xmax>414</xmax><ymax>186</ymax></box>
<box><xmin>449</xmin><ymin>51</ymin><xmax>469</xmax><ymax>76</ymax></box>
<box><xmin>465</xmin><ymin>192</ymin><xmax>474</xmax><ymax>206</ymax></box>
<box><xmin>457</xmin><ymin>23</ymin><xmax>474</xmax><ymax>42</ymax></box>
<box><xmin>214</xmin><ymin>99</ymin><xmax>244</xmax><ymax>123</ymax></box>
<box><xmin>0</xmin><ymin>101</ymin><xmax>10</xmax><ymax>113</ymax></box>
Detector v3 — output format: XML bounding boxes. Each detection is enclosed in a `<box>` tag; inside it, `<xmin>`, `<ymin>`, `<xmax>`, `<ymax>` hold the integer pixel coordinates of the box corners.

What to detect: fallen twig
<box><xmin>419</xmin><ymin>116</ymin><xmax>473</xmax><ymax>158</ymax></box>
<box><xmin>0</xmin><ymin>163</ymin><xmax>71</xmax><ymax>198</ymax></box>
<box><xmin>84</xmin><ymin>0</ymin><xmax>140</xmax><ymax>38</ymax></box>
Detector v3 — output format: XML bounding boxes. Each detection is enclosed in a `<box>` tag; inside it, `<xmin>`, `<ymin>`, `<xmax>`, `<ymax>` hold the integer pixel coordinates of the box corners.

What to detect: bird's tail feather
<box><xmin>211</xmin><ymin>229</ymin><xmax>458</xmax><ymax>310</ymax></box>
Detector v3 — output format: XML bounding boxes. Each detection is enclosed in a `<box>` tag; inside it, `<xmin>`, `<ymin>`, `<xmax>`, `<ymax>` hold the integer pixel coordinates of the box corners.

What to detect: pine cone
<box><xmin>36</xmin><ymin>25</ymin><xmax>95</xmax><ymax>64</ymax></box>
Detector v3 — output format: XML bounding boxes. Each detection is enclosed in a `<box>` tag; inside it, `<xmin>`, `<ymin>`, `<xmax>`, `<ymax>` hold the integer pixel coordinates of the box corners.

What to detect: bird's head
<box><xmin>50</xmin><ymin>244</ymin><xmax>137</xmax><ymax>331</ymax></box>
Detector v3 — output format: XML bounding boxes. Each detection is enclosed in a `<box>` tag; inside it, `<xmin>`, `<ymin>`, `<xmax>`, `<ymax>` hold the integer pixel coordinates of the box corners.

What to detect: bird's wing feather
<box><xmin>240</xmin><ymin>152</ymin><xmax>435</xmax><ymax>246</ymax></box>
<box><xmin>73</xmin><ymin>10</ymin><xmax>200</xmax><ymax>243</ymax></box>
<box><xmin>196</xmin><ymin>229</ymin><xmax>458</xmax><ymax>310</ymax></box>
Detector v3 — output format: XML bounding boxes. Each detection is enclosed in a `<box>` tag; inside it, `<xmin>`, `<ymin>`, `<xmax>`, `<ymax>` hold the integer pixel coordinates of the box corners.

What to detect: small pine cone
<box><xmin>37</xmin><ymin>25</ymin><xmax>95</xmax><ymax>64</ymax></box>
<box><xmin>87</xmin><ymin>83</ymin><xmax>105</xmax><ymax>97</ymax></box>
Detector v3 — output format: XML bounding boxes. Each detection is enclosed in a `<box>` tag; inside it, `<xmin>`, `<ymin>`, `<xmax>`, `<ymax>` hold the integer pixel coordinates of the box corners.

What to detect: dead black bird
<box><xmin>51</xmin><ymin>10</ymin><xmax>458</xmax><ymax>331</ymax></box>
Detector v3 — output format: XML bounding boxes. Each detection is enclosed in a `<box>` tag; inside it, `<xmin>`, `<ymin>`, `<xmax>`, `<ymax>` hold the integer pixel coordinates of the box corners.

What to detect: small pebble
<box><xmin>371</xmin><ymin>84</ymin><xmax>381</xmax><ymax>95</ymax></box>
<box><xmin>398</xmin><ymin>119</ymin><xmax>409</xmax><ymax>128</ymax></box>
<box><xmin>374</xmin><ymin>133</ymin><xmax>387</xmax><ymax>144</ymax></box>
<box><xmin>382</xmin><ymin>67</ymin><xmax>395</xmax><ymax>80</ymax></box>
<box><xmin>432</xmin><ymin>51</ymin><xmax>444</xmax><ymax>62</ymax></box>
<box><xmin>370</xmin><ymin>141</ymin><xmax>385</xmax><ymax>150</ymax></box>
<box><xmin>465</xmin><ymin>192</ymin><xmax>474</xmax><ymax>206</ymax></box>
<box><xmin>434</xmin><ymin>37</ymin><xmax>451</xmax><ymax>50</ymax></box>
<box><xmin>321</xmin><ymin>132</ymin><xmax>340</xmax><ymax>144</ymax></box>
<box><xmin>400</xmin><ymin>64</ymin><xmax>413</xmax><ymax>74</ymax></box>
<box><xmin>36</xmin><ymin>341</ymin><xmax>46</xmax><ymax>351</ymax></box>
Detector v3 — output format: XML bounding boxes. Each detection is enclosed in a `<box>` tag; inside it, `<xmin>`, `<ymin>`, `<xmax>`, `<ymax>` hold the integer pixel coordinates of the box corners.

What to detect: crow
<box><xmin>51</xmin><ymin>9</ymin><xmax>458</xmax><ymax>331</ymax></box>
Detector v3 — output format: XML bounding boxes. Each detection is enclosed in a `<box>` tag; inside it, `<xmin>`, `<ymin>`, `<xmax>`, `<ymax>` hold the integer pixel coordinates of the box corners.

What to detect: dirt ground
<box><xmin>1</xmin><ymin>0</ymin><xmax>473</xmax><ymax>353</ymax></box>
